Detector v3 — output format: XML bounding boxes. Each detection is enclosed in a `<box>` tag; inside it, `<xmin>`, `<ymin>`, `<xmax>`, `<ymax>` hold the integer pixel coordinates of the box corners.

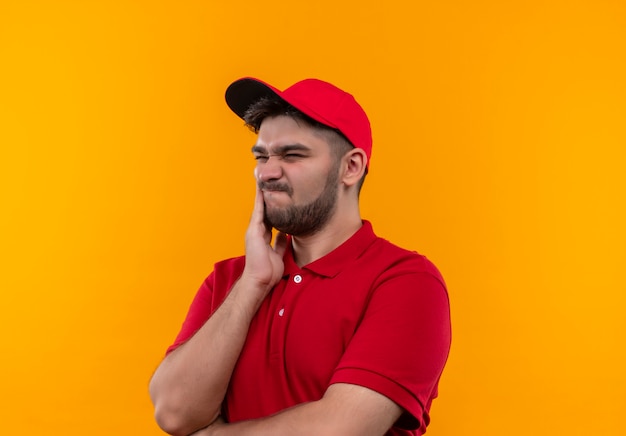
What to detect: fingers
<box><xmin>248</xmin><ymin>183</ymin><xmax>272</xmax><ymax>245</ymax></box>
<box><xmin>250</xmin><ymin>184</ymin><xmax>265</xmax><ymax>225</ymax></box>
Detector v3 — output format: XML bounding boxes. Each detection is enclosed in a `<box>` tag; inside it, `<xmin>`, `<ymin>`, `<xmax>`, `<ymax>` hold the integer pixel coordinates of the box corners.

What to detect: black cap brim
<box><xmin>225</xmin><ymin>77</ymin><xmax>283</xmax><ymax>119</ymax></box>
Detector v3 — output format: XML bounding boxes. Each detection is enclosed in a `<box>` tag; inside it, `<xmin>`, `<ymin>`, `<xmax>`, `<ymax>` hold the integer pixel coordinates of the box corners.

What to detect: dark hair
<box><xmin>243</xmin><ymin>96</ymin><xmax>367</xmax><ymax>191</ymax></box>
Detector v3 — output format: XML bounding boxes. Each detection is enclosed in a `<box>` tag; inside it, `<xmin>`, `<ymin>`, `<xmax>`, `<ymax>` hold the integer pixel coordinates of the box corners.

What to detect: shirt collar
<box><xmin>283</xmin><ymin>220</ymin><xmax>377</xmax><ymax>278</ymax></box>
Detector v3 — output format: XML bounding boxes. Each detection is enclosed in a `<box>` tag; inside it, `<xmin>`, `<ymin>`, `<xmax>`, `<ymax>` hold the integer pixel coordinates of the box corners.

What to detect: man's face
<box><xmin>252</xmin><ymin>115</ymin><xmax>340</xmax><ymax>237</ymax></box>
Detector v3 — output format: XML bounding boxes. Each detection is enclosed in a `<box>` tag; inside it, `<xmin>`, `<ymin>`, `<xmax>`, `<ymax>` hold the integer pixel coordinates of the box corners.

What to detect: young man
<box><xmin>149</xmin><ymin>77</ymin><xmax>451</xmax><ymax>436</ymax></box>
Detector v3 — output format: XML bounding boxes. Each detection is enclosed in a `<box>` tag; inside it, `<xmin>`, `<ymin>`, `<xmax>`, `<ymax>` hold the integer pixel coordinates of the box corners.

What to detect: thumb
<box><xmin>273</xmin><ymin>232</ymin><xmax>288</xmax><ymax>257</ymax></box>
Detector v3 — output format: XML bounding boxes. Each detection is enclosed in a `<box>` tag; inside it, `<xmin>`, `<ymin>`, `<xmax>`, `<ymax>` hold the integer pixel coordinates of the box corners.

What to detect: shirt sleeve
<box><xmin>329</xmin><ymin>269</ymin><xmax>451</xmax><ymax>434</ymax></box>
<box><xmin>165</xmin><ymin>275</ymin><xmax>215</xmax><ymax>355</ymax></box>
<box><xmin>165</xmin><ymin>257</ymin><xmax>246</xmax><ymax>355</ymax></box>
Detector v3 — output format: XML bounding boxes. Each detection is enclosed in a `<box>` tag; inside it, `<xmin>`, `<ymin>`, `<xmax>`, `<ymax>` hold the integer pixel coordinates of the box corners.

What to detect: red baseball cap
<box><xmin>225</xmin><ymin>77</ymin><xmax>372</xmax><ymax>167</ymax></box>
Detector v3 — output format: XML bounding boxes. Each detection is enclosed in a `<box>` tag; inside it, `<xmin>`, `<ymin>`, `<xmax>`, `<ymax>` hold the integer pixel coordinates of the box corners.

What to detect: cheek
<box><xmin>294</xmin><ymin>174</ymin><xmax>328</xmax><ymax>201</ymax></box>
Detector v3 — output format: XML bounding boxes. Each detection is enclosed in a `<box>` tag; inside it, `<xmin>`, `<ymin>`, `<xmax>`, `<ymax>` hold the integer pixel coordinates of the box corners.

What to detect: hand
<box><xmin>241</xmin><ymin>185</ymin><xmax>288</xmax><ymax>296</ymax></box>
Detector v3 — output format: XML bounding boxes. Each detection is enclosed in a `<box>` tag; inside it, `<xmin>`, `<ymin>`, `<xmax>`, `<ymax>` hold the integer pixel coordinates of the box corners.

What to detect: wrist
<box><xmin>228</xmin><ymin>274</ymin><xmax>273</xmax><ymax>316</ymax></box>
<box><xmin>238</xmin><ymin>270</ymin><xmax>276</xmax><ymax>295</ymax></box>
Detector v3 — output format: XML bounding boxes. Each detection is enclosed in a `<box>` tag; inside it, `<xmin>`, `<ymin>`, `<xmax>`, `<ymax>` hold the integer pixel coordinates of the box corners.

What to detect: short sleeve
<box><xmin>165</xmin><ymin>276</ymin><xmax>215</xmax><ymax>355</ymax></box>
<box><xmin>330</xmin><ymin>270</ymin><xmax>451</xmax><ymax>434</ymax></box>
<box><xmin>165</xmin><ymin>256</ymin><xmax>246</xmax><ymax>355</ymax></box>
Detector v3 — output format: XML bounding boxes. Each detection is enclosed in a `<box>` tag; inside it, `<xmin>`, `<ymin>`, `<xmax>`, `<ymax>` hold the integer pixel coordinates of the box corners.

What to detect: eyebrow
<box><xmin>251</xmin><ymin>143</ymin><xmax>311</xmax><ymax>154</ymax></box>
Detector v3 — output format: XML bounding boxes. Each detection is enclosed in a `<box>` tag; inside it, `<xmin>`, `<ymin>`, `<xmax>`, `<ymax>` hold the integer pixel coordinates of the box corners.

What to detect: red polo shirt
<box><xmin>167</xmin><ymin>221</ymin><xmax>451</xmax><ymax>435</ymax></box>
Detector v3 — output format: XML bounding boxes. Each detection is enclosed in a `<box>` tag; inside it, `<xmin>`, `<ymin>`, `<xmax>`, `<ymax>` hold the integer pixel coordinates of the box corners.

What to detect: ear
<box><xmin>341</xmin><ymin>148</ymin><xmax>367</xmax><ymax>188</ymax></box>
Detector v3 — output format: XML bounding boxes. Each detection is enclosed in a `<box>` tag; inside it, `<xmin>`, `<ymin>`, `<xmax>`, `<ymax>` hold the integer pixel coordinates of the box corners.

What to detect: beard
<box><xmin>261</xmin><ymin>165</ymin><xmax>339</xmax><ymax>237</ymax></box>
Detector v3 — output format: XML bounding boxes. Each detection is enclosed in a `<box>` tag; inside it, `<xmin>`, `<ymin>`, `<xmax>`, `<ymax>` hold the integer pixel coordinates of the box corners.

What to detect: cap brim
<box><xmin>225</xmin><ymin>77</ymin><xmax>282</xmax><ymax>119</ymax></box>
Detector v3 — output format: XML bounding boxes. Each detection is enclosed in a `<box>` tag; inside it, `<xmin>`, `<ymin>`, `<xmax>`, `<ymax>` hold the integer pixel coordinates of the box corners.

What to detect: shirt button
<box><xmin>278</xmin><ymin>308</ymin><xmax>285</xmax><ymax>317</ymax></box>
<box><xmin>293</xmin><ymin>274</ymin><xmax>302</xmax><ymax>284</ymax></box>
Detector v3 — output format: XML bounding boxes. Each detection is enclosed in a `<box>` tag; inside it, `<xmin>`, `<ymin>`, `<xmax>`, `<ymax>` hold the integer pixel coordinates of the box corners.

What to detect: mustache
<box><xmin>258</xmin><ymin>182</ymin><xmax>293</xmax><ymax>196</ymax></box>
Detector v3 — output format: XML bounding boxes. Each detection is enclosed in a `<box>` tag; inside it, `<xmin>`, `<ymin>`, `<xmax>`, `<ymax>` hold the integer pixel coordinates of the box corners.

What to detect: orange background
<box><xmin>1</xmin><ymin>1</ymin><xmax>624</xmax><ymax>434</ymax></box>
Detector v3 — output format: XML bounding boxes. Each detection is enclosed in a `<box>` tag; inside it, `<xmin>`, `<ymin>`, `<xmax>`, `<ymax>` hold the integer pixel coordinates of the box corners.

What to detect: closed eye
<box><xmin>254</xmin><ymin>153</ymin><xmax>306</xmax><ymax>162</ymax></box>
<box><xmin>283</xmin><ymin>153</ymin><xmax>305</xmax><ymax>159</ymax></box>
<box><xmin>251</xmin><ymin>144</ymin><xmax>311</xmax><ymax>162</ymax></box>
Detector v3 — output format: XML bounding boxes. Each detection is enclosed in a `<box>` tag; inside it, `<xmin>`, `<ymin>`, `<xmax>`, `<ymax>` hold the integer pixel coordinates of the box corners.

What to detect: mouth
<box><xmin>262</xmin><ymin>190</ymin><xmax>290</xmax><ymax>201</ymax></box>
<box><xmin>259</xmin><ymin>183</ymin><xmax>293</xmax><ymax>196</ymax></box>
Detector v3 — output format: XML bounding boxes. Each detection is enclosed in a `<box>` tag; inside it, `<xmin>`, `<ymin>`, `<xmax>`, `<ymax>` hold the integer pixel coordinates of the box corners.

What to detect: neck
<box><xmin>290</xmin><ymin>205</ymin><xmax>362</xmax><ymax>267</ymax></box>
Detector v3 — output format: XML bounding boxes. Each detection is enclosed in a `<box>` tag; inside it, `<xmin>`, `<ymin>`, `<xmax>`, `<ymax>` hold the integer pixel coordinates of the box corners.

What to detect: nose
<box><xmin>256</xmin><ymin>157</ymin><xmax>283</xmax><ymax>183</ymax></box>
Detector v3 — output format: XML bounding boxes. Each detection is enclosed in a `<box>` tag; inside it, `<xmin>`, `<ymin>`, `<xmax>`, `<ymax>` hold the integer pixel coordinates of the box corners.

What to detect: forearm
<box><xmin>208</xmin><ymin>402</ymin><xmax>316</xmax><ymax>436</ymax></box>
<box><xmin>149</xmin><ymin>277</ymin><xmax>265</xmax><ymax>436</ymax></box>
<box><xmin>199</xmin><ymin>384</ymin><xmax>401</xmax><ymax>436</ymax></box>
<box><xmin>151</xmin><ymin>185</ymin><xmax>288</xmax><ymax>435</ymax></box>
